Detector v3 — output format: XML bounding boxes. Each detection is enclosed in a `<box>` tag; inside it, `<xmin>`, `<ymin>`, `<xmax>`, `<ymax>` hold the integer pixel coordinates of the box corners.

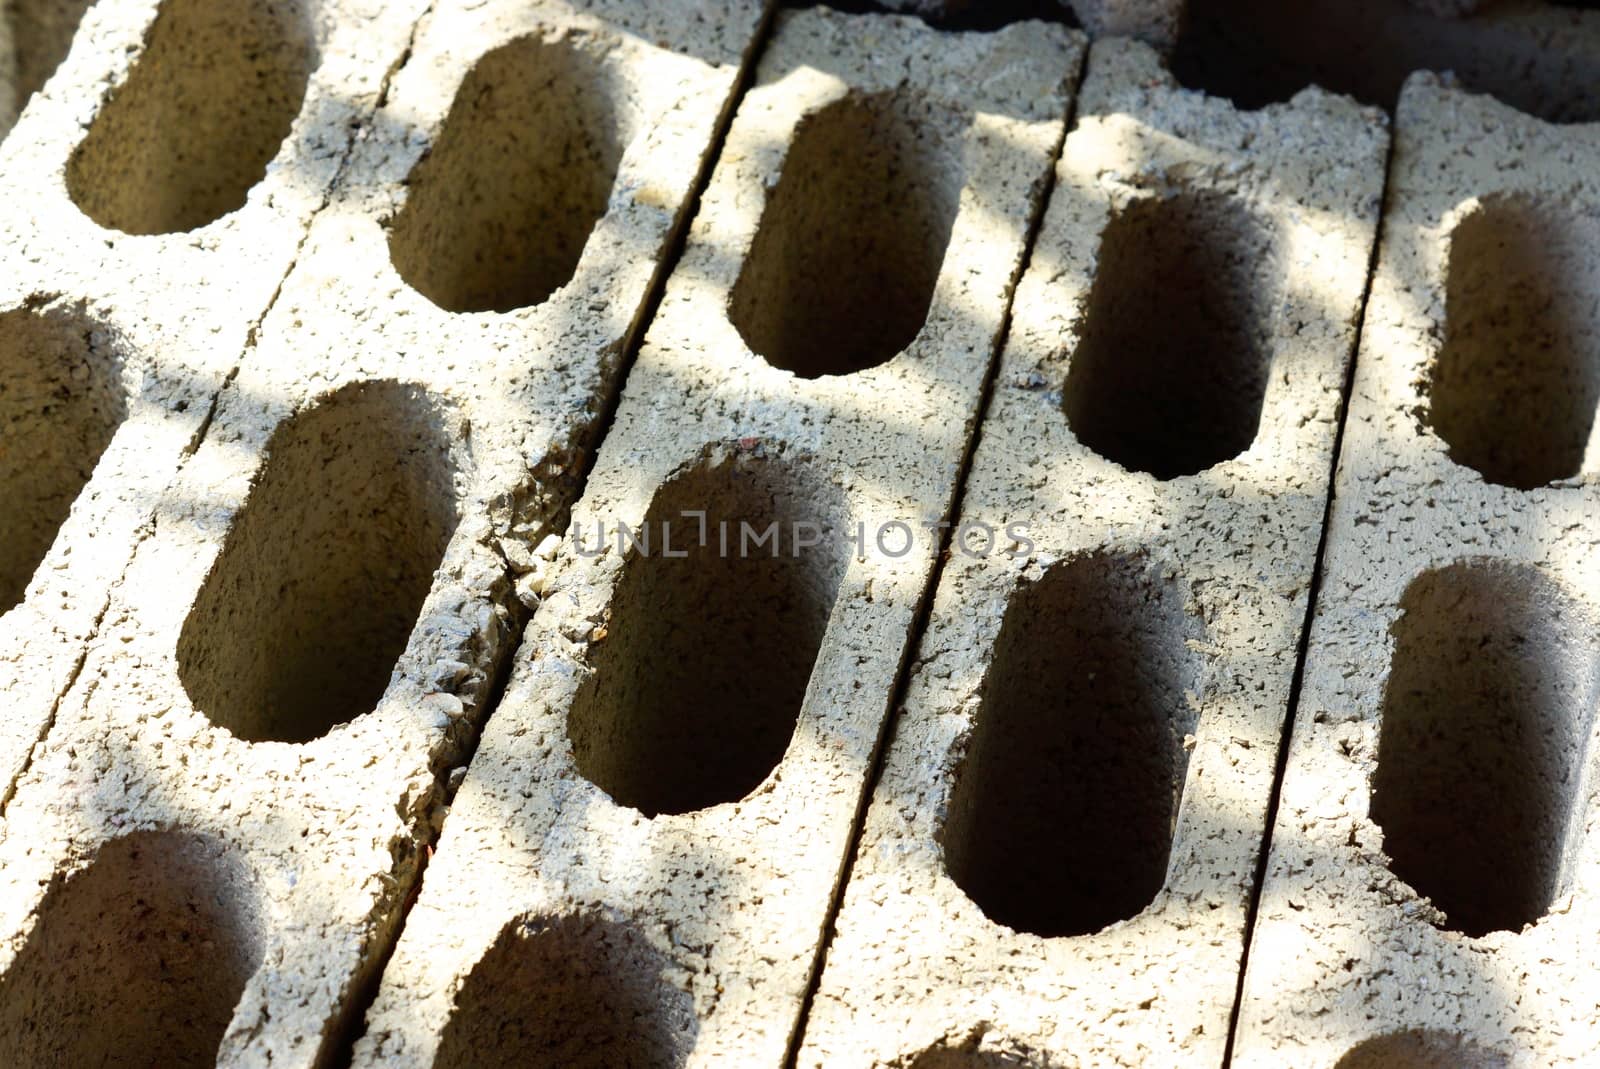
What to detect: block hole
<box><xmin>1372</xmin><ymin>561</ymin><xmax>1600</xmax><ymax>936</ymax></box>
<box><xmin>1064</xmin><ymin>189</ymin><xmax>1277</xmax><ymax>479</ymax></box>
<box><xmin>0</xmin><ymin>830</ymin><xmax>265</xmax><ymax>1068</ymax></box>
<box><xmin>388</xmin><ymin>32</ymin><xmax>638</xmax><ymax>314</ymax></box>
<box><xmin>432</xmin><ymin>911</ymin><xmax>696</xmax><ymax>1069</ymax></box>
<box><xmin>728</xmin><ymin>89</ymin><xmax>965</xmax><ymax>378</ymax></box>
<box><xmin>1429</xmin><ymin>195</ymin><xmax>1600</xmax><ymax>489</ymax></box>
<box><xmin>177</xmin><ymin>381</ymin><xmax>460</xmax><ymax>744</ymax></box>
<box><xmin>1170</xmin><ymin>0</ymin><xmax>1600</xmax><ymax>122</ymax></box>
<box><xmin>0</xmin><ymin>0</ymin><xmax>96</xmax><ymax>125</ymax></box>
<box><xmin>65</xmin><ymin>0</ymin><xmax>316</xmax><ymax>234</ymax></box>
<box><xmin>0</xmin><ymin>303</ymin><xmax>127</xmax><ymax>614</ymax></box>
<box><xmin>568</xmin><ymin>451</ymin><xmax>851</xmax><ymax>816</ymax></box>
<box><xmin>1334</xmin><ymin>1030</ymin><xmax>1511</xmax><ymax>1069</ymax></box>
<box><xmin>943</xmin><ymin>551</ymin><xmax>1203</xmax><ymax>937</ymax></box>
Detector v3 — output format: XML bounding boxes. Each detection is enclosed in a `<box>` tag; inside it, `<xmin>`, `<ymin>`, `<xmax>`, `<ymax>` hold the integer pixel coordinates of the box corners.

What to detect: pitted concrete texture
<box><xmin>1231</xmin><ymin>75</ymin><xmax>1600</xmax><ymax>1069</ymax></box>
<box><xmin>1174</xmin><ymin>0</ymin><xmax>1600</xmax><ymax>123</ymax></box>
<box><xmin>0</xmin><ymin>0</ymin><xmax>428</xmax><ymax>807</ymax></box>
<box><xmin>795</xmin><ymin>38</ymin><xmax>1388</xmax><ymax>1069</ymax></box>
<box><xmin>0</xmin><ymin>0</ymin><xmax>765</xmax><ymax>1064</ymax></box>
<box><xmin>350</xmin><ymin>8</ymin><xmax>1081</xmax><ymax>1067</ymax></box>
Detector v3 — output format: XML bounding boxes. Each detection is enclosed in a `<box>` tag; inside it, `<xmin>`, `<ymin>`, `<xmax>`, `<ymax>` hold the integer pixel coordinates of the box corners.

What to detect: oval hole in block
<box><xmin>1372</xmin><ymin>560</ymin><xmax>1600</xmax><ymax>936</ymax></box>
<box><xmin>65</xmin><ymin>0</ymin><xmax>316</xmax><ymax>234</ymax></box>
<box><xmin>0</xmin><ymin>304</ymin><xmax>127</xmax><ymax>614</ymax></box>
<box><xmin>1430</xmin><ymin>195</ymin><xmax>1600</xmax><ymax>489</ymax></box>
<box><xmin>176</xmin><ymin>381</ymin><xmax>460</xmax><ymax>744</ymax></box>
<box><xmin>728</xmin><ymin>89</ymin><xmax>965</xmax><ymax>378</ymax></box>
<box><xmin>1334</xmin><ymin>1030</ymin><xmax>1512</xmax><ymax>1069</ymax></box>
<box><xmin>0</xmin><ymin>831</ymin><xmax>265</xmax><ymax>1068</ymax></box>
<box><xmin>433</xmin><ymin>911</ymin><xmax>697</xmax><ymax>1069</ymax></box>
<box><xmin>1064</xmin><ymin>189</ymin><xmax>1277</xmax><ymax>479</ymax></box>
<box><xmin>942</xmin><ymin>551</ymin><xmax>1203</xmax><ymax>937</ymax></box>
<box><xmin>388</xmin><ymin>33</ymin><xmax>635</xmax><ymax>314</ymax></box>
<box><xmin>567</xmin><ymin>452</ymin><xmax>851</xmax><ymax>816</ymax></box>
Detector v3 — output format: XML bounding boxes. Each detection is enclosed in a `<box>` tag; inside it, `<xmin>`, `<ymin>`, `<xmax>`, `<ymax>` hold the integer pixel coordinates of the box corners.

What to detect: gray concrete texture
<box><xmin>0</xmin><ymin>0</ymin><xmax>1597</xmax><ymax>1066</ymax></box>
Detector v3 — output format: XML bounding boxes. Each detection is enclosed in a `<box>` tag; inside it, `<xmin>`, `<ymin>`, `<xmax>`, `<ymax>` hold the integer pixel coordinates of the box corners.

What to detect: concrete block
<box><xmin>349</xmin><ymin>9</ymin><xmax>1081</xmax><ymax>1067</ymax></box>
<box><xmin>1231</xmin><ymin>74</ymin><xmax>1600</xmax><ymax>1069</ymax></box>
<box><xmin>0</xmin><ymin>0</ymin><xmax>428</xmax><ymax>803</ymax></box>
<box><xmin>795</xmin><ymin>38</ymin><xmax>1388</xmax><ymax>1069</ymax></box>
<box><xmin>1174</xmin><ymin>0</ymin><xmax>1600</xmax><ymax>122</ymax></box>
<box><xmin>0</xmin><ymin>0</ymin><xmax>767</xmax><ymax>1064</ymax></box>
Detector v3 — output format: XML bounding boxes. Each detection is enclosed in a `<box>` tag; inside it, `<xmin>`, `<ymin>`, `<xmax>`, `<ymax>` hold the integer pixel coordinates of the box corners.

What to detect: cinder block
<box><xmin>0</xmin><ymin>0</ymin><xmax>427</xmax><ymax>802</ymax></box>
<box><xmin>0</xmin><ymin>0</ymin><xmax>766</xmax><ymax>1064</ymax></box>
<box><xmin>795</xmin><ymin>38</ymin><xmax>1388</xmax><ymax>1069</ymax></box>
<box><xmin>1231</xmin><ymin>75</ymin><xmax>1600</xmax><ymax>1069</ymax></box>
<box><xmin>349</xmin><ymin>9</ymin><xmax>1081</xmax><ymax>1067</ymax></box>
<box><xmin>1174</xmin><ymin>0</ymin><xmax>1600</xmax><ymax>122</ymax></box>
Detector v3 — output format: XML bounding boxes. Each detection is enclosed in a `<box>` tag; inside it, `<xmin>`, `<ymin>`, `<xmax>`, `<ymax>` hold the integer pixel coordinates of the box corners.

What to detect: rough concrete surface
<box><xmin>0</xmin><ymin>0</ymin><xmax>429</xmax><ymax>808</ymax></box>
<box><xmin>796</xmin><ymin>38</ymin><xmax>1388</xmax><ymax>1069</ymax></box>
<box><xmin>1173</xmin><ymin>0</ymin><xmax>1600</xmax><ymax>123</ymax></box>
<box><xmin>1231</xmin><ymin>74</ymin><xmax>1600</xmax><ymax>1069</ymax></box>
<box><xmin>0</xmin><ymin>0</ymin><xmax>767</xmax><ymax>1065</ymax></box>
<box><xmin>350</xmin><ymin>8</ymin><xmax>1080</xmax><ymax>1066</ymax></box>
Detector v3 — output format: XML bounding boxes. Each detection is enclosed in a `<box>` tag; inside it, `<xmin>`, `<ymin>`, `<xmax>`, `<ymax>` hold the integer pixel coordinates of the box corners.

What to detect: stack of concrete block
<box><xmin>795</xmin><ymin>38</ymin><xmax>1388</xmax><ymax>1069</ymax></box>
<box><xmin>348</xmin><ymin>8</ymin><xmax>1082</xmax><ymax>1066</ymax></box>
<box><xmin>0</xmin><ymin>1</ymin><xmax>92</xmax><ymax>131</ymax></box>
<box><xmin>0</xmin><ymin>0</ymin><xmax>428</xmax><ymax>804</ymax></box>
<box><xmin>1231</xmin><ymin>74</ymin><xmax>1600</xmax><ymax>1069</ymax></box>
<box><xmin>0</xmin><ymin>0</ymin><xmax>768</xmax><ymax>1064</ymax></box>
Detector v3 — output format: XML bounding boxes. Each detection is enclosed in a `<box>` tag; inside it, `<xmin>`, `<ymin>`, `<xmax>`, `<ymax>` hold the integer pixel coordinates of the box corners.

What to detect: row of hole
<box><xmin>5</xmin><ymin>547</ymin><xmax>1587</xmax><ymax>1065</ymax></box>
<box><xmin>17</xmin><ymin>0</ymin><xmax>1600</xmax><ymax>238</ymax></box>
<box><xmin>7</xmin><ymin>190</ymin><xmax>1592</xmax><ymax>634</ymax></box>
<box><xmin>0</xmin><ymin>844</ymin><xmax>1523</xmax><ymax>1068</ymax></box>
<box><xmin>13</xmin><ymin>0</ymin><xmax>1600</xmax><ymax>481</ymax></box>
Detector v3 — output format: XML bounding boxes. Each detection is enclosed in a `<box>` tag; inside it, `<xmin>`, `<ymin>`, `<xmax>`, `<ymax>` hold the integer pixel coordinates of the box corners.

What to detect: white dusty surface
<box><xmin>1231</xmin><ymin>75</ymin><xmax>1600</xmax><ymax>1069</ymax></box>
<box><xmin>352</xmin><ymin>8</ymin><xmax>1081</xmax><ymax>1067</ymax></box>
<box><xmin>797</xmin><ymin>38</ymin><xmax>1388</xmax><ymax>1069</ymax></box>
